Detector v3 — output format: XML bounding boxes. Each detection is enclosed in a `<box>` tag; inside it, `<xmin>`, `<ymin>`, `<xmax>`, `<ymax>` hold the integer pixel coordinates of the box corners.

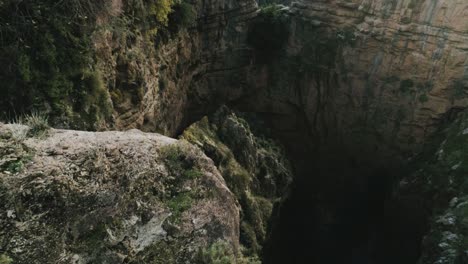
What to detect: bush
<box><xmin>167</xmin><ymin>1</ymin><xmax>196</xmax><ymax>33</ymax></box>
<box><xmin>195</xmin><ymin>241</ymin><xmax>236</xmax><ymax>264</ymax></box>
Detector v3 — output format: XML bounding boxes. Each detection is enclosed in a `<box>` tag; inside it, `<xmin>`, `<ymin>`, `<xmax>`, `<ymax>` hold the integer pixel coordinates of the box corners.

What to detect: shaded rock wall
<box><xmin>236</xmin><ymin>0</ymin><xmax>468</xmax><ymax>157</ymax></box>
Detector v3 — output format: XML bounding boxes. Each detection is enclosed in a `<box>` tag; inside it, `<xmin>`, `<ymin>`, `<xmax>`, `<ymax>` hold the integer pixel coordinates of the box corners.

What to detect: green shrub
<box><xmin>399</xmin><ymin>79</ymin><xmax>414</xmax><ymax>94</ymax></box>
<box><xmin>126</xmin><ymin>0</ymin><xmax>176</xmax><ymax>38</ymax></box>
<box><xmin>452</xmin><ymin>79</ymin><xmax>467</xmax><ymax>100</ymax></box>
<box><xmin>72</xmin><ymin>70</ymin><xmax>112</xmax><ymax>126</ymax></box>
<box><xmin>195</xmin><ymin>241</ymin><xmax>236</xmax><ymax>264</ymax></box>
<box><xmin>6</xmin><ymin>159</ymin><xmax>24</xmax><ymax>174</ymax></box>
<box><xmin>419</xmin><ymin>93</ymin><xmax>429</xmax><ymax>103</ymax></box>
<box><xmin>167</xmin><ymin>1</ymin><xmax>196</xmax><ymax>33</ymax></box>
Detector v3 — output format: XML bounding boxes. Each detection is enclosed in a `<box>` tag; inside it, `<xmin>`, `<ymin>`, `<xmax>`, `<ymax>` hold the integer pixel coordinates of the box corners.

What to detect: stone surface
<box><xmin>91</xmin><ymin>0</ymin><xmax>258</xmax><ymax>135</ymax></box>
<box><xmin>235</xmin><ymin>0</ymin><xmax>468</xmax><ymax>156</ymax></box>
<box><xmin>400</xmin><ymin>109</ymin><xmax>468</xmax><ymax>263</ymax></box>
<box><xmin>181</xmin><ymin>107</ymin><xmax>293</xmax><ymax>260</ymax></box>
<box><xmin>0</xmin><ymin>124</ymin><xmax>239</xmax><ymax>263</ymax></box>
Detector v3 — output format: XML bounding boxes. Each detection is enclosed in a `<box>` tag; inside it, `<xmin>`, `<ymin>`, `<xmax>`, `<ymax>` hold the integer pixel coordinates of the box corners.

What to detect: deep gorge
<box><xmin>219</xmin><ymin>109</ymin><xmax>430</xmax><ymax>263</ymax></box>
<box><xmin>1</xmin><ymin>0</ymin><xmax>468</xmax><ymax>263</ymax></box>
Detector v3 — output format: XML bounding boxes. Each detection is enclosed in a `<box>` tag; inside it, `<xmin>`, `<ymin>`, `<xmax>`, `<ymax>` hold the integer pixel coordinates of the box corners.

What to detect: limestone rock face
<box><xmin>0</xmin><ymin>124</ymin><xmax>239</xmax><ymax>264</ymax></box>
<box><xmin>400</xmin><ymin>109</ymin><xmax>468</xmax><ymax>263</ymax></box>
<box><xmin>89</xmin><ymin>0</ymin><xmax>468</xmax><ymax>156</ymax></box>
<box><xmin>237</xmin><ymin>0</ymin><xmax>468</xmax><ymax>155</ymax></box>
<box><xmin>93</xmin><ymin>0</ymin><xmax>258</xmax><ymax>135</ymax></box>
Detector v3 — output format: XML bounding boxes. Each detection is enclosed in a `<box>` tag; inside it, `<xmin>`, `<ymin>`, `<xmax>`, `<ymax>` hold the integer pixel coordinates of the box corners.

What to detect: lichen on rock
<box><xmin>0</xmin><ymin>123</ymin><xmax>239</xmax><ymax>263</ymax></box>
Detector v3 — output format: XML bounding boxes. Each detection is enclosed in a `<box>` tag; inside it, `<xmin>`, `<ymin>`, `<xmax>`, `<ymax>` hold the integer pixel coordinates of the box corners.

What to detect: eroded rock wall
<box><xmin>93</xmin><ymin>0</ymin><xmax>258</xmax><ymax>135</ymax></box>
<box><xmin>237</xmin><ymin>0</ymin><xmax>468</xmax><ymax>156</ymax></box>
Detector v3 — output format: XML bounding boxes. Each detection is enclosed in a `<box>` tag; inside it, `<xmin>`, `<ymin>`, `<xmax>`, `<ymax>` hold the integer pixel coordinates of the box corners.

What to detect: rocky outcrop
<box><xmin>181</xmin><ymin>107</ymin><xmax>293</xmax><ymax>260</ymax></box>
<box><xmin>0</xmin><ymin>123</ymin><xmax>240</xmax><ymax>263</ymax></box>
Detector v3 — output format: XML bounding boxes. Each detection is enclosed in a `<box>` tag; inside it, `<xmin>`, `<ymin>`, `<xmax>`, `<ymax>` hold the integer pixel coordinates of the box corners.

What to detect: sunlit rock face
<box><xmin>98</xmin><ymin>0</ymin><xmax>259</xmax><ymax>135</ymax></box>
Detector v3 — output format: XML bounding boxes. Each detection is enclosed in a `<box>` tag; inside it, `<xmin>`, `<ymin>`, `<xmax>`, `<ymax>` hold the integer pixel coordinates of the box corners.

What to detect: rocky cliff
<box><xmin>96</xmin><ymin>0</ymin><xmax>259</xmax><ymax>135</ymax></box>
<box><xmin>237</xmin><ymin>0</ymin><xmax>468</xmax><ymax>157</ymax></box>
<box><xmin>89</xmin><ymin>0</ymin><xmax>468</xmax><ymax>163</ymax></box>
<box><xmin>1</xmin><ymin>0</ymin><xmax>468</xmax><ymax>263</ymax></box>
<box><xmin>3</xmin><ymin>0</ymin><xmax>466</xmax><ymax>154</ymax></box>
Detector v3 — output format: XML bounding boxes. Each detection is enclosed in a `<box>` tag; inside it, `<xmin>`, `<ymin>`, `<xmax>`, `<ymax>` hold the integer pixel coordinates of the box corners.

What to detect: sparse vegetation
<box><xmin>24</xmin><ymin>112</ymin><xmax>50</xmax><ymax>137</ymax></box>
<box><xmin>160</xmin><ymin>143</ymin><xmax>202</xmax><ymax>180</ymax></box>
<box><xmin>182</xmin><ymin>110</ymin><xmax>292</xmax><ymax>261</ymax></box>
<box><xmin>159</xmin><ymin>143</ymin><xmax>205</xmax><ymax>222</ymax></box>
<box><xmin>195</xmin><ymin>241</ymin><xmax>236</xmax><ymax>264</ymax></box>
<box><xmin>167</xmin><ymin>1</ymin><xmax>196</xmax><ymax>34</ymax></box>
<box><xmin>195</xmin><ymin>241</ymin><xmax>261</xmax><ymax>264</ymax></box>
<box><xmin>7</xmin><ymin>111</ymin><xmax>50</xmax><ymax>138</ymax></box>
<box><xmin>167</xmin><ymin>192</ymin><xmax>193</xmax><ymax>221</ymax></box>
<box><xmin>0</xmin><ymin>0</ymin><xmax>192</xmax><ymax>129</ymax></box>
<box><xmin>399</xmin><ymin>79</ymin><xmax>415</xmax><ymax>95</ymax></box>
<box><xmin>0</xmin><ymin>122</ymin><xmax>35</xmax><ymax>174</ymax></box>
<box><xmin>0</xmin><ymin>254</ymin><xmax>12</xmax><ymax>264</ymax></box>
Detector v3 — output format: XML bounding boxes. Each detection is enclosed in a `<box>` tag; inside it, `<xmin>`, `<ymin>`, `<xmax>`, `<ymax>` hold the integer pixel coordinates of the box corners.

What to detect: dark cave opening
<box><xmin>262</xmin><ymin>150</ymin><xmax>430</xmax><ymax>264</ymax></box>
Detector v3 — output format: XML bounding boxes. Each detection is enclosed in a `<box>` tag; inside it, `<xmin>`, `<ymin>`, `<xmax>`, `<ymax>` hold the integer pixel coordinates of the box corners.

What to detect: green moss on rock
<box><xmin>182</xmin><ymin>107</ymin><xmax>293</xmax><ymax>260</ymax></box>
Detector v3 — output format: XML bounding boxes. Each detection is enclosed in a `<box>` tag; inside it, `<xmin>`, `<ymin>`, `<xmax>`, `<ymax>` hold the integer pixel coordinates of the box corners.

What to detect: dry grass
<box><xmin>8</xmin><ymin>111</ymin><xmax>49</xmax><ymax>139</ymax></box>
